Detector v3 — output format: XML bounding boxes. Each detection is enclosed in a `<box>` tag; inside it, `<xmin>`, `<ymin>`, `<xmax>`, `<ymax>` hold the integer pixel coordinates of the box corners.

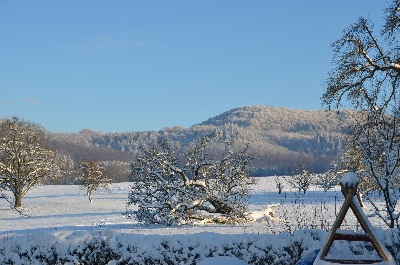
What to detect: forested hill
<box><xmin>47</xmin><ymin>105</ymin><xmax>346</xmax><ymax>177</ymax></box>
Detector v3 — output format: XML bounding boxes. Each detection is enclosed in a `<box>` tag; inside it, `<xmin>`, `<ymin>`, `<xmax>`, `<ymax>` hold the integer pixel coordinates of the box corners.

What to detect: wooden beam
<box><xmin>332</xmin><ymin>233</ymin><xmax>372</xmax><ymax>242</ymax></box>
<box><xmin>323</xmin><ymin>258</ymin><xmax>383</xmax><ymax>264</ymax></box>
<box><xmin>319</xmin><ymin>183</ymin><xmax>358</xmax><ymax>259</ymax></box>
<box><xmin>318</xmin><ymin>181</ymin><xmax>393</xmax><ymax>263</ymax></box>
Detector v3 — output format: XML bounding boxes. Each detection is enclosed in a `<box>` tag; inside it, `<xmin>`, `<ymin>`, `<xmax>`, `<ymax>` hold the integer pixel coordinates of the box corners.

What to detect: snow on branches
<box><xmin>126</xmin><ymin>130</ymin><xmax>255</xmax><ymax>225</ymax></box>
<box><xmin>0</xmin><ymin>116</ymin><xmax>66</xmax><ymax>208</ymax></box>
<box><xmin>76</xmin><ymin>160</ymin><xmax>111</xmax><ymax>203</ymax></box>
<box><xmin>322</xmin><ymin>1</ymin><xmax>400</xmax><ymax>228</ymax></box>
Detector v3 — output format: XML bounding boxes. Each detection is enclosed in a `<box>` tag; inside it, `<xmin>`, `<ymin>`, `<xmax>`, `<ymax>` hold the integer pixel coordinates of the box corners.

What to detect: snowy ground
<box><xmin>0</xmin><ymin>176</ymin><xmax>398</xmax><ymax>264</ymax></box>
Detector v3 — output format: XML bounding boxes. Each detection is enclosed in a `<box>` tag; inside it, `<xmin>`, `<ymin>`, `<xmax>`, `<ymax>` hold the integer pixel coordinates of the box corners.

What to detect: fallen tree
<box><xmin>127</xmin><ymin>130</ymin><xmax>255</xmax><ymax>225</ymax></box>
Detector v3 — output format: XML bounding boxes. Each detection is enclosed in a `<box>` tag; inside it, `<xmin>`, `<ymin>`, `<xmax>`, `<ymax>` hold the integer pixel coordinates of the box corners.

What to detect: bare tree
<box><xmin>0</xmin><ymin>117</ymin><xmax>65</xmax><ymax>208</ymax></box>
<box><xmin>76</xmin><ymin>159</ymin><xmax>111</xmax><ymax>202</ymax></box>
<box><xmin>127</xmin><ymin>130</ymin><xmax>255</xmax><ymax>225</ymax></box>
<box><xmin>275</xmin><ymin>177</ymin><xmax>285</xmax><ymax>194</ymax></box>
<box><xmin>322</xmin><ymin>1</ymin><xmax>400</xmax><ymax>227</ymax></box>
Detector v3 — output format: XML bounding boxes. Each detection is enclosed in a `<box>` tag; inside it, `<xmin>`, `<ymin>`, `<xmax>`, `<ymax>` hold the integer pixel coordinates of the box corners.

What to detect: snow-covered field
<box><xmin>1</xmin><ymin>177</ymin><xmax>399</xmax><ymax>264</ymax></box>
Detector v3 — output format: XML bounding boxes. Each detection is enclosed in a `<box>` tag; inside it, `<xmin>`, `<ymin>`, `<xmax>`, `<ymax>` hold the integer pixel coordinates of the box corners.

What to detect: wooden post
<box><xmin>314</xmin><ymin>172</ymin><xmax>395</xmax><ymax>264</ymax></box>
<box><xmin>319</xmin><ymin>183</ymin><xmax>358</xmax><ymax>260</ymax></box>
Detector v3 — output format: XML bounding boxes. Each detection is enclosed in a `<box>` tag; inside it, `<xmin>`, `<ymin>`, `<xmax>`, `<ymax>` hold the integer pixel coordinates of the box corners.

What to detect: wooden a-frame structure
<box><xmin>314</xmin><ymin>173</ymin><xmax>395</xmax><ymax>264</ymax></box>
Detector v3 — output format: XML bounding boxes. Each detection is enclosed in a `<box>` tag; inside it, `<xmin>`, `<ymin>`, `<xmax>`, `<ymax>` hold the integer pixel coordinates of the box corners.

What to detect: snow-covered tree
<box><xmin>314</xmin><ymin>172</ymin><xmax>339</xmax><ymax>192</ymax></box>
<box><xmin>322</xmin><ymin>0</ymin><xmax>400</xmax><ymax>227</ymax></box>
<box><xmin>76</xmin><ymin>159</ymin><xmax>111</xmax><ymax>202</ymax></box>
<box><xmin>287</xmin><ymin>165</ymin><xmax>315</xmax><ymax>194</ymax></box>
<box><xmin>0</xmin><ymin>117</ymin><xmax>65</xmax><ymax>207</ymax></box>
<box><xmin>350</xmin><ymin>109</ymin><xmax>400</xmax><ymax>227</ymax></box>
<box><xmin>127</xmin><ymin>130</ymin><xmax>255</xmax><ymax>225</ymax></box>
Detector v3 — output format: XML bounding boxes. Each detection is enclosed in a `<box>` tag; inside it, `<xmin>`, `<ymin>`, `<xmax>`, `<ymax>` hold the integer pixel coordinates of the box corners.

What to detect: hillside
<box><xmin>47</xmin><ymin>105</ymin><xmax>346</xmax><ymax>178</ymax></box>
<box><xmin>198</xmin><ymin>106</ymin><xmax>345</xmax><ymax>173</ymax></box>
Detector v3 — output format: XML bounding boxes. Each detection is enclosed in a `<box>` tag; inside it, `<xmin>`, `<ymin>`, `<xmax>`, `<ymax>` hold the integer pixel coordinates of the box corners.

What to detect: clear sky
<box><xmin>0</xmin><ymin>1</ymin><xmax>384</xmax><ymax>133</ymax></box>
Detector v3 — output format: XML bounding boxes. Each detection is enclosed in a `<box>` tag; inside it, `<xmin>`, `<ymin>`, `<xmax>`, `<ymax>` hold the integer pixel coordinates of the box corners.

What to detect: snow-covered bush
<box><xmin>127</xmin><ymin>130</ymin><xmax>255</xmax><ymax>225</ymax></box>
<box><xmin>0</xmin><ymin>229</ymin><xmax>399</xmax><ymax>265</ymax></box>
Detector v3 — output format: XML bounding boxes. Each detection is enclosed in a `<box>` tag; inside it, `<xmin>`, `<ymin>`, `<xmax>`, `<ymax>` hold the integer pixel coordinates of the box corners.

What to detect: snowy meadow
<box><xmin>1</xmin><ymin>176</ymin><xmax>399</xmax><ymax>264</ymax></box>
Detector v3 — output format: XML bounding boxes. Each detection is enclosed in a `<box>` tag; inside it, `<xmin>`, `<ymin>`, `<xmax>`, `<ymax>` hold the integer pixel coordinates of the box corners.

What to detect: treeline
<box><xmin>46</xmin><ymin>106</ymin><xmax>347</xmax><ymax>180</ymax></box>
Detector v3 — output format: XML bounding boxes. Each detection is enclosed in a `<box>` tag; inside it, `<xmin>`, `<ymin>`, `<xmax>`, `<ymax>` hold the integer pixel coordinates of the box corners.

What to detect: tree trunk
<box><xmin>357</xmin><ymin>190</ymin><xmax>365</xmax><ymax>207</ymax></box>
<box><xmin>14</xmin><ymin>193</ymin><xmax>23</xmax><ymax>208</ymax></box>
<box><xmin>88</xmin><ymin>190</ymin><xmax>93</xmax><ymax>203</ymax></box>
<box><xmin>389</xmin><ymin>218</ymin><xmax>395</xmax><ymax>228</ymax></box>
<box><xmin>208</xmin><ymin>199</ymin><xmax>234</xmax><ymax>215</ymax></box>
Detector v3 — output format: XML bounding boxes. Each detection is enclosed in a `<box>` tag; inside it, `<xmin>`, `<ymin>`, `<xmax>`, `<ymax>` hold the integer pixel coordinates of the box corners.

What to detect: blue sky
<box><xmin>0</xmin><ymin>1</ymin><xmax>383</xmax><ymax>132</ymax></box>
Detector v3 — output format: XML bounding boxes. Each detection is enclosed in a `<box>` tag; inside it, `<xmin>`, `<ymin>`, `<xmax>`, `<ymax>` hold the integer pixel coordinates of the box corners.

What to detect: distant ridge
<box><xmin>198</xmin><ymin>105</ymin><xmax>329</xmax><ymax>129</ymax></box>
<box><xmin>47</xmin><ymin>105</ymin><xmax>345</xmax><ymax>179</ymax></box>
